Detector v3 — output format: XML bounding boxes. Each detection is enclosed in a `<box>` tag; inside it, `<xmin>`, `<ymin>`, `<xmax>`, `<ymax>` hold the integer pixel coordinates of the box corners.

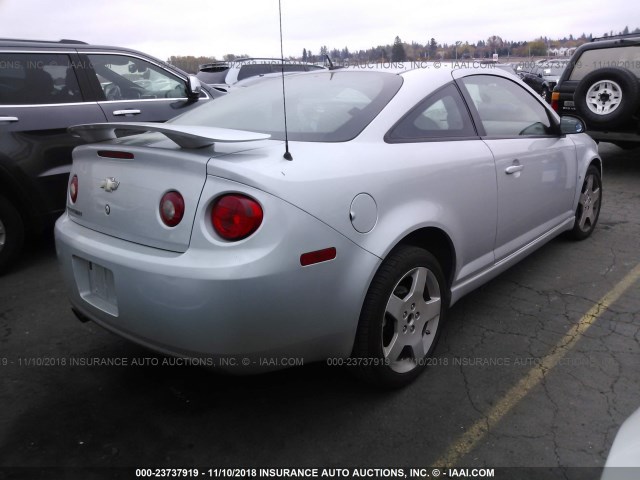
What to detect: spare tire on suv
<box><xmin>574</xmin><ymin>67</ymin><xmax>640</xmax><ymax>128</ymax></box>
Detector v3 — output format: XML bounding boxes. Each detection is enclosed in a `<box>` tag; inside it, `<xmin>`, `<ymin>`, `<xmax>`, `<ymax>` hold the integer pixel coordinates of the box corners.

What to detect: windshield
<box><xmin>540</xmin><ymin>63</ymin><xmax>567</xmax><ymax>76</ymax></box>
<box><xmin>171</xmin><ymin>71</ymin><xmax>403</xmax><ymax>142</ymax></box>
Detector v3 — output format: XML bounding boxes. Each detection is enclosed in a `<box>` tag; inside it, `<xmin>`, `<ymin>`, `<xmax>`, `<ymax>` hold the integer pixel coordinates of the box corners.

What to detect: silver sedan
<box><xmin>55</xmin><ymin>66</ymin><xmax>602</xmax><ymax>387</ymax></box>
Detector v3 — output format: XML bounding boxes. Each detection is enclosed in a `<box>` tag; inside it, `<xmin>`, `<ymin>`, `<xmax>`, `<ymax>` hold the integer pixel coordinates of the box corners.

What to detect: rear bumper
<box><xmin>55</xmin><ymin>206</ymin><xmax>380</xmax><ymax>371</ymax></box>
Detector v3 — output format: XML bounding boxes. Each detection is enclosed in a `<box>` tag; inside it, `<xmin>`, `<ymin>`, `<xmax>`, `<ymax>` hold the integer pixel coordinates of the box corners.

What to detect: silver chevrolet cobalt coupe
<box><xmin>55</xmin><ymin>66</ymin><xmax>601</xmax><ymax>387</ymax></box>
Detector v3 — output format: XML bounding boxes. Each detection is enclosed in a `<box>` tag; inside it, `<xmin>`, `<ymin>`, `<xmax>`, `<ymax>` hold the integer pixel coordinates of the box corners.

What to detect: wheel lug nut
<box><xmin>411</xmin><ymin>303</ymin><xmax>415</xmax><ymax>310</ymax></box>
<box><xmin>403</xmin><ymin>311</ymin><xmax>408</xmax><ymax>319</ymax></box>
<box><xmin>416</xmin><ymin>312</ymin><xmax>420</xmax><ymax>319</ymax></box>
<box><xmin>403</xmin><ymin>326</ymin><xmax>407</xmax><ymax>333</ymax></box>
<box><xmin>410</xmin><ymin>326</ymin><xmax>415</xmax><ymax>333</ymax></box>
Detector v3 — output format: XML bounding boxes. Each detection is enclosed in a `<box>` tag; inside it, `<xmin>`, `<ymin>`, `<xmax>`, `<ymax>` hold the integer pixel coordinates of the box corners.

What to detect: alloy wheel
<box><xmin>576</xmin><ymin>172</ymin><xmax>601</xmax><ymax>233</ymax></box>
<box><xmin>382</xmin><ymin>266</ymin><xmax>441</xmax><ymax>373</ymax></box>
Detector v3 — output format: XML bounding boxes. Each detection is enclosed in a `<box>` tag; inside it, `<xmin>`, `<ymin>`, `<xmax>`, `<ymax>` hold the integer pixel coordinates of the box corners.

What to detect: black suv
<box><xmin>552</xmin><ymin>34</ymin><xmax>640</xmax><ymax>148</ymax></box>
<box><xmin>0</xmin><ymin>39</ymin><xmax>220</xmax><ymax>273</ymax></box>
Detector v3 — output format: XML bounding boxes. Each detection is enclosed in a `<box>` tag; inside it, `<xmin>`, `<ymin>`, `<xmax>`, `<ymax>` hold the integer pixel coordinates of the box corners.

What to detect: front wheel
<box><xmin>569</xmin><ymin>165</ymin><xmax>602</xmax><ymax>240</ymax></box>
<box><xmin>351</xmin><ymin>246</ymin><xmax>448</xmax><ymax>388</ymax></box>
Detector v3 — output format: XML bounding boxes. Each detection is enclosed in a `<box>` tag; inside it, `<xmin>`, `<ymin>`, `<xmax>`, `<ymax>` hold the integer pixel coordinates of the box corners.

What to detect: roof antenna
<box><xmin>278</xmin><ymin>0</ymin><xmax>293</xmax><ymax>161</ymax></box>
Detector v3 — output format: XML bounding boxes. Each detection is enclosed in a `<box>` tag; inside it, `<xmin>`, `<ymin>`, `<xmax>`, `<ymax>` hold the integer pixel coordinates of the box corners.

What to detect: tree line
<box><xmin>167</xmin><ymin>26</ymin><xmax>639</xmax><ymax>72</ymax></box>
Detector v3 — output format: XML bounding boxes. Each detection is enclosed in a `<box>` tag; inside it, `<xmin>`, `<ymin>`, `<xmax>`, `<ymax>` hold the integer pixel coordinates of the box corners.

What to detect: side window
<box><xmin>0</xmin><ymin>53</ymin><xmax>81</xmax><ymax>105</ymax></box>
<box><xmin>281</xmin><ymin>64</ymin><xmax>307</xmax><ymax>73</ymax></box>
<box><xmin>237</xmin><ymin>64</ymin><xmax>275</xmax><ymax>81</ymax></box>
<box><xmin>387</xmin><ymin>83</ymin><xmax>476</xmax><ymax>141</ymax></box>
<box><xmin>460</xmin><ymin>75</ymin><xmax>554</xmax><ymax>137</ymax></box>
<box><xmin>87</xmin><ymin>54</ymin><xmax>186</xmax><ymax>101</ymax></box>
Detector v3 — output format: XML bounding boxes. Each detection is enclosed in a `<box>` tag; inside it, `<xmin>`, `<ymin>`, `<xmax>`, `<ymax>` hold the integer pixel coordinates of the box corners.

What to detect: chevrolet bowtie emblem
<box><xmin>100</xmin><ymin>177</ymin><xmax>120</xmax><ymax>193</ymax></box>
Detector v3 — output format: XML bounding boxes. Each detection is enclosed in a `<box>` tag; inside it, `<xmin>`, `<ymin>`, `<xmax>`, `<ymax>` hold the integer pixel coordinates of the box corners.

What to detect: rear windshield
<box><xmin>196</xmin><ymin>69</ymin><xmax>229</xmax><ymax>85</ymax></box>
<box><xmin>569</xmin><ymin>46</ymin><xmax>640</xmax><ymax>80</ymax></box>
<box><xmin>539</xmin><ymin>63</ymin><xmax>567</xmax><ymax>76</ymax></box>
<box><xmin>171</xmin><ymin>71</ymin><xmax>403</xmax><ymax>142</ymax></box>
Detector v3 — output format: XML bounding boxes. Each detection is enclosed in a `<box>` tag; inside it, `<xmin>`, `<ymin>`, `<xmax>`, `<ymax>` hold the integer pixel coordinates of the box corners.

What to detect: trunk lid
<box><xmin>66</xmin><ymin>125</ymin><xmax>271</xmax><ymax>252</ymax></box>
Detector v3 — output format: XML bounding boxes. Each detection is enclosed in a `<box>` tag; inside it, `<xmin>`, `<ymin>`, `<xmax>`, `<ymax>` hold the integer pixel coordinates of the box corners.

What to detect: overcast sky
<box><xmin>1</xmin><ymin>0</ymin><xmax>637</xmax><ymax>60</ymax></box>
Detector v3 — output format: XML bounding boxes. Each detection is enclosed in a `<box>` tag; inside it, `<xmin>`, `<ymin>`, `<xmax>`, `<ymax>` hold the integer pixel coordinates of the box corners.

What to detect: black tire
<box><xmin>574</xmin><ymin>67</ymin><xmax>640</xmax><ymax>128</ymax></box>
<box><xmin>0</xmin><ymin>194</ymin><xmax>25</xmax><ymax>274</ymax></box>
<box><xmin>351</xmin><ymin>246</ymin><xmax>448</xmax><ymax>388</ymax></box>
<box><xmin>569</xmin><ymin>165</ymin><xmax>602</xmax><ymax>240</ymax></box>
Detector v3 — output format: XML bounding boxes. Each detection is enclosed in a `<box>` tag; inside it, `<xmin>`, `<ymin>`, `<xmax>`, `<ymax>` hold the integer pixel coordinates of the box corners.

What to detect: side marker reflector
<box><xmin>300</xmin><ymin>247</ymin><xmax>337</xmax><ymax>267</ymax></box>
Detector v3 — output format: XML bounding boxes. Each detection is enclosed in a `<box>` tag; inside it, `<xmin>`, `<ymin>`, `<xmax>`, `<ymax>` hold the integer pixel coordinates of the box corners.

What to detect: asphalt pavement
<box><xmin>1</xmin><ymin>143</ymin><xmax>639</xmax><ymax>480</ymax></box>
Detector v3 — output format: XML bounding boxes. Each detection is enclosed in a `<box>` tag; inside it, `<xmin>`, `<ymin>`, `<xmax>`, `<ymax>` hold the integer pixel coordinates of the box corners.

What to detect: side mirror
<box><xmin>560</xmin><ymin>116</ymin><xmax>585</xmax><ymax>134</ymax></box>
<box><xmin>186</xmin><ymin>75</ymin><xmax>202</xmax><ymax>100</ymax></box>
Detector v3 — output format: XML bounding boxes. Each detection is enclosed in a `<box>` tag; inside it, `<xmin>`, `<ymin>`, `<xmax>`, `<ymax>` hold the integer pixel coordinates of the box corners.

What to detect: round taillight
<box><xmin>69</xmin><ymin>175</ymin><xmax>78</xmax><ymax>204</ymax></box>
<box><xmin>211</xmin><ymin>194</ymin><xmax>263</xmax><ymax>241</ymax></box>
<box><xmin>159</xmin><ymin>191</ymin><xmax>185</xmax><ymax>227</ymax></box>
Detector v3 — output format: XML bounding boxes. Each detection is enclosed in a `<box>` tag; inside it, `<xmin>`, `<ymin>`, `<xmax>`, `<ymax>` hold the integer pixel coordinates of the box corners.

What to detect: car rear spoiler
<box><xmin>69</xmin><ymin>123</ymin><xmax>271</xmax><ymax>149</ymax></box>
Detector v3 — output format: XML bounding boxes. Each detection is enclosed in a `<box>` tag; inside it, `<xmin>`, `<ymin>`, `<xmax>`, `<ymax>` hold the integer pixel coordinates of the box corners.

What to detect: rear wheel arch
<box><xmin>393</xmin><ymin>227</ymin><xmax>456</xmax><ymax>290</ymax></box>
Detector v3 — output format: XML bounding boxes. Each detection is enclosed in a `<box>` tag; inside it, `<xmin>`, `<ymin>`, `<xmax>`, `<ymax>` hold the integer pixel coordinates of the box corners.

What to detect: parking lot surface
<box><xmin>1</xmin><ymin>143</ymin><xmax>639</xmax><ymax>479</ymax></box>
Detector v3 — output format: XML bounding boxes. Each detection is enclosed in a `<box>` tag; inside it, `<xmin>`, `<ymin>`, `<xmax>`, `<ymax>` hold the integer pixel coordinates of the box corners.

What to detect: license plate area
<box><xmin>72</xmin><ymin>256</ymin><xmax>119</xmax><ymax>317</ymax></box>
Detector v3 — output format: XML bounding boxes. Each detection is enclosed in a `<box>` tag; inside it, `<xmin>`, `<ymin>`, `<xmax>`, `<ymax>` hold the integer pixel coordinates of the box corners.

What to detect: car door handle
<box><xmin>0</xmin><ymin>116</ymin><xmax>19</xmax><ymax>123</ymax></box>
<box><xmin>505</xmin><ymin>163</ymin><xmax>524</xmax><ymax>175</ymax></box>
<box><xmin>113</xmin><ymin>109</ymin><xmax>141</xmax><ymax>116</ymax></box>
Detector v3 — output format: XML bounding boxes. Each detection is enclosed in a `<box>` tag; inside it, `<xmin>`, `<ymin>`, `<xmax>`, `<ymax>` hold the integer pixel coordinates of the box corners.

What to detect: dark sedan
<box><xmin>518</xmin><ymin>60</ymin><xmax>569</xmax><ymax>103</ymax></box>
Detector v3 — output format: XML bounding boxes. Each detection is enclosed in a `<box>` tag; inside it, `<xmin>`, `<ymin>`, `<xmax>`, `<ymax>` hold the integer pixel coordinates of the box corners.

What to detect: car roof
<box><xmin>571</xmin><ymin>33</ymin><xmax>640</xmax><ymax>57</ymax></box>
<box><xmin>0</xmin><ymin>38</ymin><xmax>175</xmax><ymax>58</ymax></box>
<box><xmin>0</xmin><ymin>38</ymin><xmax>190</xmax><ymax>77</ymax></box>
<box><xmin>0</xmin><ymin>38</ymin><xmax>88</xmax><ymax>47</ymax></box>
<box><xmin>591</xmin><ymin>33</ymin><xmax>640</xmax><ymax>43</ymax></box>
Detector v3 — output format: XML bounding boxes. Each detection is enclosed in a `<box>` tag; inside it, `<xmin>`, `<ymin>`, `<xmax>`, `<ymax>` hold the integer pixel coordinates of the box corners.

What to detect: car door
<box><xmin>385</xmin><ymin>82</ymin><xmax>498</xmax><ymax>283</ymax></box>
<box><xmin>0</xmin><ymin>50</ymin><xmax>107</xmax><ymax>218</ymax></box>
<box><xmin>456</xmin><ymin>73</ymin><xmax>578</xmax><ymax>262</ymax></box>
<box><xmin>80</xmin><ymin>52</ymin><xmax>206</xmax><ymax>122</ymax></box>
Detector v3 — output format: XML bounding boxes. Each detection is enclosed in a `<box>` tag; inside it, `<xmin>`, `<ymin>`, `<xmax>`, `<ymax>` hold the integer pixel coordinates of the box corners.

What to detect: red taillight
<box><xmin>159</xmin><ymin>191</ymin><xmax>185</xmax><ymax>227</ymax></box>
<box><xmin>551</xmin><ymin>91</ymin><xmax>560</xmax><ymax>112</ymax></box>
<box><xmin>211</xmin><ymin>194</ymin><xmax>263</xmax><ymax>241</ymax></box>
<box><xmin>69</xmin><ymin>175</ymin><xmax>78</xmax><ymax>204</ymax></box>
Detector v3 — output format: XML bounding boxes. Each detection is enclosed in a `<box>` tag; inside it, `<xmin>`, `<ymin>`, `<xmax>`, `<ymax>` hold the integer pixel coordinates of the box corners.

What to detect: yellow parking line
<box><xmin>433</xmin><ymin>262</ymin><xmax>640</xmax><ymax>468</ymax></box>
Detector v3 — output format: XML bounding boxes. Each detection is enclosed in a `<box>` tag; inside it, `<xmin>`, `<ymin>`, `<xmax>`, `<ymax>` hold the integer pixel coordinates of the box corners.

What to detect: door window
<box><xmin>0</xmin><ymin>53</ymin><xmax>81</xmax><ymax>105</ymax></box>
<box><xmin>460</xmin><ymin>75</ymin><xmax>554</xmax><ymax>137</ymax></box>
<box><xmin>237</xmin><ymin>63</ymin><xmax>276</xmax><ymax>81</ymax></box>
<box><xmin>87</xmin><ymin>54</ymin><xmax>186</xmax><ymax>101</ymax></box>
